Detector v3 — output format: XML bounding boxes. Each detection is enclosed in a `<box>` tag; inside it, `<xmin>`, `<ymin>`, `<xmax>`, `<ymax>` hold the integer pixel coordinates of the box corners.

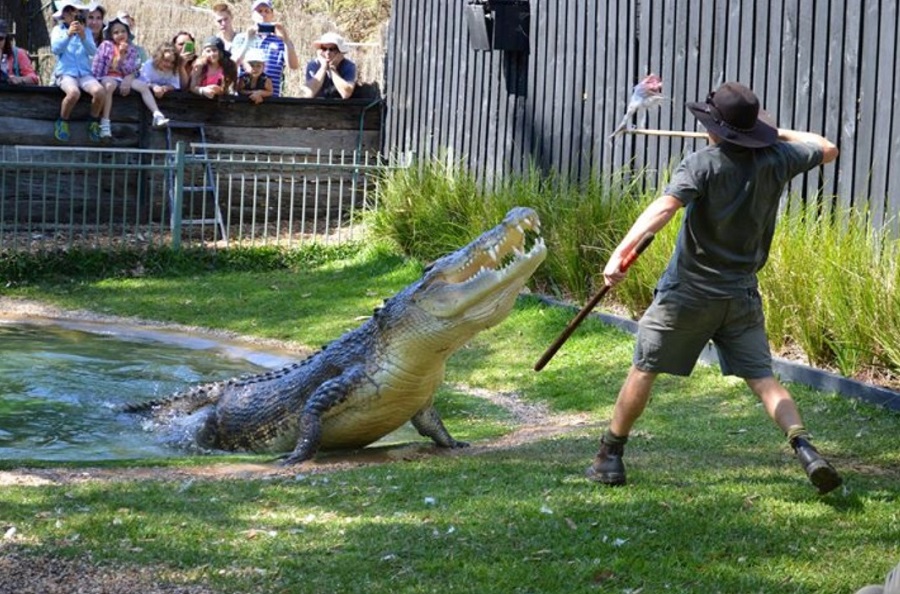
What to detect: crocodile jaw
<box><xmin>413</xmin><ymin>206</ymin><xmax>547</xmax><ymax>323</ymax></box>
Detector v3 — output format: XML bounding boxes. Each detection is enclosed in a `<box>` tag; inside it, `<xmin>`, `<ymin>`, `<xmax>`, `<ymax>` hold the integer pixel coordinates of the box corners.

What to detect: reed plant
<box><xmin>371</xmin><ymin>157</ymin><xmax>900</xmax><ymax>384</ymax></box>
<box><xmin>371</xmin><ymin>156</ymin><xmax>677</xmax><ymax>318</ymax></box>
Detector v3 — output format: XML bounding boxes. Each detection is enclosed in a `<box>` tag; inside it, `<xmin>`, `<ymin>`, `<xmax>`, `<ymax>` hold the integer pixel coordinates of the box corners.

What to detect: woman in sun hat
<box><xmin>0</xmin><ymin>18</ymin><xmax>40</xmax><ymax>85</ymax></box>
<box><xmin>50</xmin><ymin>0</ymin><xmax>108</xmax><ymax>142</ymax></box>
<box><xmin>585</xmin><ymin>82</ymin><xmax>844</xmax><ymax>495</ymax></box>
<box><xmin>304</xmin><ymin>32</ymin><xmax>356</xmax><ymax>99</ymax></box>
<box><xmin>84</xmin><ymin>2</ymin><xmax>105</xmax><ymax>47</ymax></box>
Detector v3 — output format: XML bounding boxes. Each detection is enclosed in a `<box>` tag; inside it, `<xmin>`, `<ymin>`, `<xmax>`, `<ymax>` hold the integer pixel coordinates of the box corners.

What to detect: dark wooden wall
<box><xmin>384</xmin><ymin>0</ymin><xmax>900</xmax><ymax>235</ymax></box>
<box><xmin>0</xmin><ymin>86</ymin><xmax>383</xmax><ymax>152</ymax></box>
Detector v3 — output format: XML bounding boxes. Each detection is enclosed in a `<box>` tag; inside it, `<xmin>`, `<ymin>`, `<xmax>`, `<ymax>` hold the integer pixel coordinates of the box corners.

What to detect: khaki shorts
<box><xmin>634</xmin><ymin>286</ymin><xmax>773</xmax><ymax>378</ymax></box>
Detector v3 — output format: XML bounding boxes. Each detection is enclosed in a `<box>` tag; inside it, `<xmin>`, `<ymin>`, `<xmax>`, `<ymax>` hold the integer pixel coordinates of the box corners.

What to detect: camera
<box><xmin>257</xmin><ymin>23</ymin><xmax>275</xmax><ymax>34</ymax></box>
<box><xmin>74</xmin><ymin>12</ymin><xmax>86</xmax><ymax>24</ymax></box>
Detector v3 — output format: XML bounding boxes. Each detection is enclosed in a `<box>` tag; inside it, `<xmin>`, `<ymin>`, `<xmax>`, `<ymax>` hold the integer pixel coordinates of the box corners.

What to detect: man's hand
<box><xmin>603</xmin><ymin>253</ymin><xmax>627</xmax><ymax>287</ymax></box>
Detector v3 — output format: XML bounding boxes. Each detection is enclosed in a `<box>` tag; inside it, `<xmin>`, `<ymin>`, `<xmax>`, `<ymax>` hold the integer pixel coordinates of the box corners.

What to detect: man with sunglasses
<box><xmin>585</xmin><ymin>82</ymin><xmax>843</xmax><ymax>494</ymax></box>
<box><xmin>305</xmin><ymin>32</ymin><xmax>356</xmax><ymax>99</ymax></box>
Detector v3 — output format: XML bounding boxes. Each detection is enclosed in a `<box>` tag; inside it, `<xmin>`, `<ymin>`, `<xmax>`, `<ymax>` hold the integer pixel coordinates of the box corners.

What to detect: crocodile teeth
<box><xmin>488</xmin><ymin>246</ymin><xmax>500</xmax><ymax>262</ymax></box>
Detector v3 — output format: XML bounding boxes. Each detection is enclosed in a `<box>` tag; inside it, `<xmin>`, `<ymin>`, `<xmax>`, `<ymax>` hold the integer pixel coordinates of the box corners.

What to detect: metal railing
<box><xmin>0</xmin><ymin>143</ymin><xmax>402</xmax><ymax>252</ymax></box>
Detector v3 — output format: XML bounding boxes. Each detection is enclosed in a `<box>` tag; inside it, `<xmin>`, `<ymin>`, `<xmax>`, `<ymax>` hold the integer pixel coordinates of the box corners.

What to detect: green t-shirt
<box><xmin>660</xmin><ymin>140</ymin><xmax>823</xmax><ymax>297</ymax></box>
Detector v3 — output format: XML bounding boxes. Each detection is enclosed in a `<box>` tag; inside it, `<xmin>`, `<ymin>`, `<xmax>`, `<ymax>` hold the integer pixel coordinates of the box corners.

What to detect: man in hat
<box><xmin>0</xmin><ymin>19</ymin><xmax>40</xmax><ymax>85</ymax></box>
<box><xmin>586</xmin><ymin>81</ymin><xmax>842</xmax><ymax>494</ymax></box>
<box><xmin>305</xmin><ymin>32</ymin><xmax>357</xmax><ymax>99</ymax></box>
<box><xmin>230</xmin><ymin>0</ymin><xmax>299</xmax><ymax>97</ymax></box>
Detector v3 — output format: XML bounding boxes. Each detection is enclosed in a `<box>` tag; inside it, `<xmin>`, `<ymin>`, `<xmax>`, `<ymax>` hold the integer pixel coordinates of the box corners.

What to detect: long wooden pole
<box><xmin>533</xmin><ymin>233</ymin><xmax>655</xmax><ymax>372</ymax></box>
<box><xmin>625</xmin><ymin>129</ymin><xmax>708</xmax><ymax>139</ymax></box>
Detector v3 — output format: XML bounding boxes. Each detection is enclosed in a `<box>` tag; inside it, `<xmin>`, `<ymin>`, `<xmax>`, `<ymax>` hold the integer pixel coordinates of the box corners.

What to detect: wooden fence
<box><xmin>384</xmin><ymin>0</ymin><xmax>900</xmax><ymax>235</ymax></box>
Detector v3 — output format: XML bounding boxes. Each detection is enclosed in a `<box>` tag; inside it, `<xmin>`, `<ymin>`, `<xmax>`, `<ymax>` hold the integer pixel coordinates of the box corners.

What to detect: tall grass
<box><xmin>370</xmin><ymin>156</ymin><xmax>678</xmax><ymax>317</ymax></box>
<box><xmin>371</xmin><ymin>157</ymin><xmax>900</xmax><ymax>383</ymax></box>
<box><xmin>763</xmin><ymin>203</ymin><xmax>900</xmax><ymax>377</ymax></box>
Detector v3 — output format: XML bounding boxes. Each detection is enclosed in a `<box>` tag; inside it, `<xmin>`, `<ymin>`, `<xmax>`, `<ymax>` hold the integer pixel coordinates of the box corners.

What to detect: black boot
<box><xmin>585</xmin><ymin>434</ymin><xmax>627</xmax><ymax>486</ymax></box>
<box><xmin>791</xmin><ymin>437</ymin><xmax>842</xmax><ymax>494</ymax></box>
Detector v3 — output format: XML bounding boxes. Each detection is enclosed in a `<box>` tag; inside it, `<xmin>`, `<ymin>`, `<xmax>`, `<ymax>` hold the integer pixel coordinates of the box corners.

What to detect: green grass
<box><xmin>1</xmin><ymin>245</ymin><xmax>899</xmax><ymax>593</ymax></box>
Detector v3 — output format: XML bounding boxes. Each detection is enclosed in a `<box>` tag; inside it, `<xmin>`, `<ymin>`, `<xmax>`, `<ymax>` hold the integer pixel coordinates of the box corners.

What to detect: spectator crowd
<box><xmin>0</xmin><ymin>0</ymin><xmax>359</xmax><ymax>142</ymax></box>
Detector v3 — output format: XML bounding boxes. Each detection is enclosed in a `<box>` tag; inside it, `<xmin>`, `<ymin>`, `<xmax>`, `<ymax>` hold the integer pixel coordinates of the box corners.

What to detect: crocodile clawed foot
<box><xmin>277</xmin><ymin>452</ymin><xmax>313</xmax><ymax>466</ymax></box>
<box><xmin>445</xmin><ymin>439</ymin><xmax>470</xmax><ymax>449</ymax></box>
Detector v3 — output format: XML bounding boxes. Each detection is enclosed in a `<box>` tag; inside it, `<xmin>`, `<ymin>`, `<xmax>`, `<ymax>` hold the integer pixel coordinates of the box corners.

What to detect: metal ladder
<box><xmin>166</xmin><ymin>123</ymin><xmax>228</xmax><ymax>242</ymax></box>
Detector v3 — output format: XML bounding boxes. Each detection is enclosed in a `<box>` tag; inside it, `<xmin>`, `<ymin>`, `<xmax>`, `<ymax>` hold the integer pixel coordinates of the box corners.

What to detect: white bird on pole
<box><xmin>609</xmin><ymin>73</ymin><xmax>666</xmax><ymax>139</ymax></box>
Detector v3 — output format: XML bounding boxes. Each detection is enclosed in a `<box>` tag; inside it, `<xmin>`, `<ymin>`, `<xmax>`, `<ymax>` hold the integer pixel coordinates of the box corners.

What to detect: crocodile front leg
<box><xmin>280</xmin><ymin>368</ymin><xmax>366</xmax><ymax>465</ymax></box>
<box><xmin>411</xmin><ymin>405</ymin><xmax>469</xmax><ymax>449</ymax></box>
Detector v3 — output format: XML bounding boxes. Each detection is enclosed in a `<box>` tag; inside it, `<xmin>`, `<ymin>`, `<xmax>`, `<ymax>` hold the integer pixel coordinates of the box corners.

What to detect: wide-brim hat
<box><xmin>251</xmin><ymin>0</ymin><xmax>273</xmax><ymax>11</ymax></box>
<box><xmin>102</xmin><ymin>17</ymin><xmax>131</xmax><ymax>41</ymax></box>
<box><xmin>313</xmin><ymin>32</ymin><xmax>349</xmax><ymax>53</ymax></box>
<box><xmin>686</xmin><ymin>82</ymin><xmax>778</xmax><ymax>148</ymax></box>
<box><xmin>86</xmin><ymin>2</ymin><xmax>105</xmax><ymax>17</ymax></box>
<box><xmin>52</xmin><ymin>1</ymin><xmax>87</xmax><ymax>20</ymax></box>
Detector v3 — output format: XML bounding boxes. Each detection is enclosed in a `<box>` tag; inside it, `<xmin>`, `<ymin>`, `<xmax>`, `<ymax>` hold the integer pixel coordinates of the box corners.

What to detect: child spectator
<box><xmin>172</xmin><ymin>31</ymin><xmax>196</xmax><ymax>89</ymax></box>
<box><xmin>236</xmin><ymin>47</ymin><xmax>272</xmax><ymax>104</ymax></box>
<box><xmin>139</xmin><ymin>42</ymin><xmax>180</xmax><ymax>100</ymax></box>
<box><xmin>231</xmin><ymin>0</ymin><xmax>299</xmax><ymax>97</ymax></box>
<box><xmin>92</xmin><ymin>16</ymin><xmax>142</xmax><ymax>138</ymax></box>
<box><xmin>212</xmin><ymin>3</ymin><xmax>237</xmax><ymax>52</ymax></box>
<box><xmin>115</xmin><ymin>11</ymin><xmax>148</xmax><ymax>64</ymax></box>
<box><xmin>305</xmin><ymin>32</ymin><xmax>356</xmax><ymax>99</ymax></box>
<box><xmin>0</xmin><ymin>19</ymin><xmax>40</xmax><ymax>85</ymax></box>
<box><xmin>85</xmin><ymin>2</ymin><xmax>105</xmax><ymax>47</ymax></box>
<box><xmin>51</xmin><ymin>1</ymin><xmax>108</xmax><ymax>142</ymax></box>
<box><xmin>189</xmin><ymin>36</ymin><xmax>236</xmax><ymax>99</ymax></box>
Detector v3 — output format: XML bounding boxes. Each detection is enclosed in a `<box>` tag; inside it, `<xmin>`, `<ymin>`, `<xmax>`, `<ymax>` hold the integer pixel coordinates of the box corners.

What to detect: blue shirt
<box><xmin>51</xmin><ymin>23</ymin><xmax>97</xmax><ymax>79</ymax></box>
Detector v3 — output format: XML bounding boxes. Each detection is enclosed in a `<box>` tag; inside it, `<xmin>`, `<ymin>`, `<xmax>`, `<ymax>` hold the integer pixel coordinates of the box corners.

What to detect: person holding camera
<box><xmin>230</xmin><ymin>0</ymin><xmax>298</xmax><ymax>97</ymax></box>
<box><xmin>305</xmin><ymin>32</ymin><xmax>356</xmax><ymax>99</ymax></box>
<box><xmin>1</xmin><ymin>19</ymin><xmax>40</xmax><ymax>86</ymax></box>
<box><xmin>172</xmin><ymin>31</ymin><xmax>197</xmax><ymax>90</ymax></box>
<box><xmin>50</xmin><ymin>1</ymin><xmax>108</xmax><ymax>142</ymax></box>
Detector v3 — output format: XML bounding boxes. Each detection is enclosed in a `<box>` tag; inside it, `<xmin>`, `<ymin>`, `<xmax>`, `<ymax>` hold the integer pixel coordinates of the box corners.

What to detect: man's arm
<box><xmin>603</xmin><ymin>194</ymin><xmax>683</xmax><ymax>286</ymax></box>
<box><xmin>778</xmin><ymin>128</ymin><xmax>839</xmax><ymax>164</ymax></box>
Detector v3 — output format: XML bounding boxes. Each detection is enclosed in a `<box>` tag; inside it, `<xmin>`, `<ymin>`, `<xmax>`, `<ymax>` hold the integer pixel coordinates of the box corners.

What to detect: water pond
<box><xmin>0</xmin><ymin>319</ymin><xmax>296</xmax><ymax>462</ymax></box>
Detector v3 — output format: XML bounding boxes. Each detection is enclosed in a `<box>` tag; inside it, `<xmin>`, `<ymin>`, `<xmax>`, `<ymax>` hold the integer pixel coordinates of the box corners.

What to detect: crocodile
<box><xmin>125</xmin><ymin>207</ymin><xmax>547</xmax><ymax>464</ymax></box>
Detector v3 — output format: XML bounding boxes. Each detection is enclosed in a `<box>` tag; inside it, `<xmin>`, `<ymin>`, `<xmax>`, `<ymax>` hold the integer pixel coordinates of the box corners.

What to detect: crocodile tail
<box><xmin>120</xmin><ymin>381</ymin><xmax>228</xmax><ymax>416</ymax></box>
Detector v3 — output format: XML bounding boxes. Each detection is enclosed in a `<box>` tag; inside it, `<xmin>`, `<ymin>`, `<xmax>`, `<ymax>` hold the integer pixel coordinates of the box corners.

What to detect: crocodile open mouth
<box><xmin>441</xmin><ymin>207</ymin><xmax>546</xmax><ymax>285</ymax></box>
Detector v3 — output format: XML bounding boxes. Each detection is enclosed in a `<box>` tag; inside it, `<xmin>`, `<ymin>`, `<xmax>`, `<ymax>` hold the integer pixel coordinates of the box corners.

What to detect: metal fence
<box><xmin>0</xmin><ymin>144</ymin><xmax>400</xmax><ymax>252</ymax></box>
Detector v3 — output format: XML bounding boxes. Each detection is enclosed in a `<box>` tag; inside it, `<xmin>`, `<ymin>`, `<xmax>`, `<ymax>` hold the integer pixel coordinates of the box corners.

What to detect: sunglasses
<box><xmin>320</xmin><ymin>46</ymin><xmax>339</xmax><ymax>52</ymax></box>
